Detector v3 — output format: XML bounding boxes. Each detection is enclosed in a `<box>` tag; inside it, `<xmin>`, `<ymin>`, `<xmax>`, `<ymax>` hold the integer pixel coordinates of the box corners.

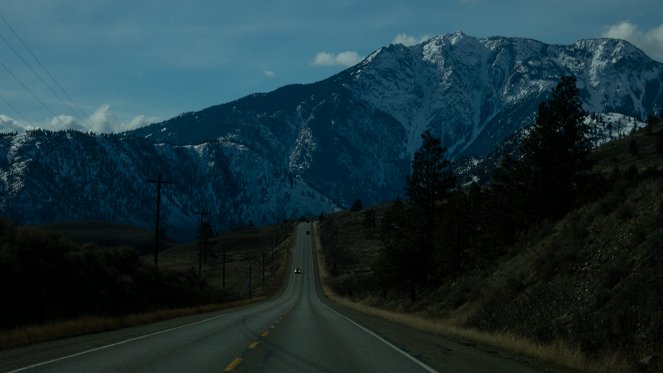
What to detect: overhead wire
<box><xmin>0</xmin><ymin>11</ymin><xmax>97</xmax><ymax>129</ymax></box>
<box><xmin>0</xmin><ymin>93</ymin><xmax>35</xmax><ymax>128</ymax></box>
<box><xmin>0</xmin><ymin>59</ymin><xmax>59</xmax><ymax>119</ymax></box>
<box><xmin>0</xmin><ymin>30</ymin><xmax>87</xmax><ymax>125</ymax></box>
<box><xmin>0</xmin><ymin>12</ymin><xmax>96</xmax><ymax>128</ymax></box>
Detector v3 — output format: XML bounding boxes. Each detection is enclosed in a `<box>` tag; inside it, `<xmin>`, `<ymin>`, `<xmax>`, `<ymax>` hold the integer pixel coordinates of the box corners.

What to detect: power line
<box><xmin>0</xmin><ymin>30</ymin><xmax>88</xmax><ymax>126</ymax></box>
<box><xmin>0</xmin><ymin>94</ymin><xmax>35</xmax><ymax>127</ymax></box>
<box><xmin>0</xmin><ymin>12</ymin><xmax>96</xmax><ymax>128</ymax></box>
<box><xmin>0</xmin><ymin>13</ymin><xmax>91</xmax><ymax>121</ymax></box>
<box><xmin>0</xmin><ymin>59</ymin><xmax>58</xmax><ymax>118</ymax></box>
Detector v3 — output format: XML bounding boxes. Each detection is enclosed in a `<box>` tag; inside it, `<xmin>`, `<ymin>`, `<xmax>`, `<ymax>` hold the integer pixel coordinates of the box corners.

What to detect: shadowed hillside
<box><xmin>318</xmin><ymin>119</ymin><xmax>663</xmax><ymax>371</ymax></box>
<box><xmin>0</xmin><ymin>218</ymin><xmax>292</xmax><ymax>349</ymax></box>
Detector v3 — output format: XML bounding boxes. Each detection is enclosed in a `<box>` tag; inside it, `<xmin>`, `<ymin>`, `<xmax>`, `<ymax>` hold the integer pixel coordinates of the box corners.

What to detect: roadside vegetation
<box><xmin>40</xmin><ymin>220</ymin><xmax>155</xmax><ymax>254</ymax></box>
<box><xmin>0</xmin><ymin>218</ymin><xmax>292</xmax><ymax>349</ymax></box>
<box><xmin>319</xmin><ymin>77</ymin><xmax>663</xmax><ymax>372</ymax></box>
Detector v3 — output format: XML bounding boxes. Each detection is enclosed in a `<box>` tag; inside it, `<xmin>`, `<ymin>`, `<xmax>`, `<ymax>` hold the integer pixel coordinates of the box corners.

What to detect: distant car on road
<box><xmin>294</xmin><ymin>268</ymin><xmax>302</xmax><ymax>274</ymax></box>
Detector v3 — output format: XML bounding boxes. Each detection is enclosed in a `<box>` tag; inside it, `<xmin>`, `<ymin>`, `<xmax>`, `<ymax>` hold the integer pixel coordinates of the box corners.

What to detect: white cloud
<box><xmin>604</xmin><ymin>21</ymin><xmax>663</xmax><ymax>62</ymax></box>
<box><xmin>312</xmin><ymin>51</ymin><xmax>363</xmax><ymax>67</ymax></box>
<box><xmin>88</xmin><ymin>104</ymin><xmax>121</xmax><ymax>133</ymax></box>
<box><xmin>0</xmin><ymin>114</ymin><xmax>27</xmax><ymax>133</ymax></box>
<box><xmin>264</xmin><ymin>70</ymin><xmax>276</xmax><ymax>77</ymax></box>
<box><xmin>123</xmin><ymin>115</ymin><xmax>157</xmax><ymax>131</ymax></box>
<box><xmin>1</xmin><ymin>105</ymin><xmax>157</xmax><ymax>134</ymax></box>
<box><xmin>49</xmin><ymin>115</ymin><xmax>87</xmax><ymax>132</ymax></box>
<box><xmin>87</xmin><ymin>105</ymin><xmax>158</xmax><ymax>133</ymax></box>
<box><xmin>392</xmin><ymin>33</ymin><xmax>432</xmax><ymax>47</ymax></box>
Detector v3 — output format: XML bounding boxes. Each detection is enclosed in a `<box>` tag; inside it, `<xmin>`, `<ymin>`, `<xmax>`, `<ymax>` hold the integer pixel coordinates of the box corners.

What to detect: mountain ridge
<box><xmin>2</xmin><ymin>33</ymin><xmax>662</xmax><ymax>239</ymax></box>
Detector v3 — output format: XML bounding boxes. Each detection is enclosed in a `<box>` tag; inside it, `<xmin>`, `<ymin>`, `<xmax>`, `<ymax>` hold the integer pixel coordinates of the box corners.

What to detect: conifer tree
<box><xmin>350</xmin><ymin>198</ymin><xmax>363</xmax><ymax>212</ymax></box>
<box><xmin>405</xmin><ymin>130</ymin><xmax>456</xmax><ymax>228</ymax></box>
<box><xmin>520</xmin><ymin>75</ymin><xmax>591</xmax><ymax>221</ymax></box>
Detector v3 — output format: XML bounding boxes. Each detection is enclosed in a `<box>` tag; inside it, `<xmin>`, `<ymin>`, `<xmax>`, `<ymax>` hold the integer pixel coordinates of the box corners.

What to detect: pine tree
<box><xmin>405</xmin><ymin>130</ymin><xmax>456</xmax><ymax>228</ymax></box>
<box><xmin>629</xmin><ymin>139</ymin><xmax>639</xmax><ymax>156</ymax></box>
<box><xmin>520</xmin><ymin>75</ymin><xmax>591</xmax><ymax>221</ymax></box>
<box><xmin>656</xmin><ymin>131</ymin><xmax>663</xmax><ymax>154</ymax></box>
<box><xmin>391</xmin><ymin>130</ymin><xmax>457</xmax><ymax>300</ymax></box>
<box><xmin>350</xmin><ymin>198</ymin><xmax>363</xmax><ymax>212</ymax></box>
<box><xmin>647</xmin><ymin>113</ymin><xmax>656</xmax><ymax>135</ymax></box>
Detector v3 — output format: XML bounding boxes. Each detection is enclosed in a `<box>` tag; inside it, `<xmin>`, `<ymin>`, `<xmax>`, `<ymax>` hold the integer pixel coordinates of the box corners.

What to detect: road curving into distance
<box><xmin>0</xmin><ymin>222</ymin><xmax>554</xmax><ymax>372</ymax></box>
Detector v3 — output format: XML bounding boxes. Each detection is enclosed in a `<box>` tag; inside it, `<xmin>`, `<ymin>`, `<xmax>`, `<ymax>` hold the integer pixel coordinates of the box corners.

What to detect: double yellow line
<box><xmin>223</xmin><ymin>318</ymin><xmax>282</xmax><ymax>371</ymax></box>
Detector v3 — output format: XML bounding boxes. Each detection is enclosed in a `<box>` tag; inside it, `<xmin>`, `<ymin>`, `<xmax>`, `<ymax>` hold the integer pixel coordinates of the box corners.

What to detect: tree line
<box><xmin>372</xmin><ymin>75</ymin><xmax>654</xmax><ymax>302</ymax></box>
<box><xmin>0</xmin><ymin>218</ymin><xmax>234</xmax><ymax>329</ymax></box>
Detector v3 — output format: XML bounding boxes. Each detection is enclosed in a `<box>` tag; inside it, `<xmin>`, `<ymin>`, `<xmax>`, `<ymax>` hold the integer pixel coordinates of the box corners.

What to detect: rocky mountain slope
<box><xmin>0</xmin><ymin>130</ymin><xmax>336</xmax><ymax>239</ymax></box>
<box><xmin>1</xmin><ymin>33</ymin><xmax>662</xmax><ymax>239</ymax></box>
<box><xmin>316</xmin><ymin>119</ymin><xmax>663</xmax><ymax>371</ymax></box>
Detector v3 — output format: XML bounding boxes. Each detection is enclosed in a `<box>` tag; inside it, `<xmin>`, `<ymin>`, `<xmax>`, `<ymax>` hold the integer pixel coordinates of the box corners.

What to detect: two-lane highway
<box><xmin>0</xmin><ymin>222</ymin><xmax>435</xmax><ymax>372</ymax></box>
<box><xmin>234</xmin><ymin>222</ymin><xmax>435</xmax><ymax>372</ymax></box>
<box><xmin>2</xmin><ymin>222</ymin><xmax>553</xmax><ymax>372</ymax></box>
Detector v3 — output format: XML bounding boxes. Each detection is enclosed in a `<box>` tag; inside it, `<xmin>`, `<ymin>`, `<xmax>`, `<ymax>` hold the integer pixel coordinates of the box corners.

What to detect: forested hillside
<box><xmin>318</xmin><ymin>79</ymin><xmax>663</xmax><ymax>371</ymax></box>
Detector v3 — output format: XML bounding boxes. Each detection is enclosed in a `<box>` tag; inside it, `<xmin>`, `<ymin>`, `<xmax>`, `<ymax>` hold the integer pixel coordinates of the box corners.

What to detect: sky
<box><xmin>1</xmin><ymin>0</ymin><xmax>662</xmax><ymax>133</ymax></box>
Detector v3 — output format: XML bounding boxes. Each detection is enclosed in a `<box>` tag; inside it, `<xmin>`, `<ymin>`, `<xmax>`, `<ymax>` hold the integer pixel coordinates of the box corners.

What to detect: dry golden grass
<box><xmin>313</xmin><ymin>222</ymin><xmax>632</xmax><ymax>373</ymax></box>
<box><xmin>0</xmin><ymin>298</ymin><xmax>262</xmax><ymax>350</ymax></box>
<box><xmin>590</xmin><ymin>121</ymin><xmax>663</xmax><ymax>175</ymax></box>
<box><xmin>40</xmin><ymin>220</ymin><xmax>155</xmax><ymax>253</ymax></box>
<box><xmin>1</xmin><ymin>223</ymin><xmax>294</xmax><ymax>351</ymax></box>
<box><xmin>158</xmin><ymin>223</ymin><xmax>293</xmax><ymax>296</ymax></box>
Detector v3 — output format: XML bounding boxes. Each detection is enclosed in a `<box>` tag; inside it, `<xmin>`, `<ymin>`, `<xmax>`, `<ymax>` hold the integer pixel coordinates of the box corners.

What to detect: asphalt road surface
<box><xmin>1</xmin><ymin>222</ymin><xmax>555</xmax><ymax>372</ymax></box>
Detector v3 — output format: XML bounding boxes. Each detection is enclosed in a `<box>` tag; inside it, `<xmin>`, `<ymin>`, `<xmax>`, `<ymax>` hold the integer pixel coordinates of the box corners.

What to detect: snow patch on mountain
<box><xmin>587</xmin><ymin>112</ymin><xmax>647</xmax><ymax>147</ymax></box>
<box><xmin>2</xmin><ymin>33</ymin><xmax>663</xmax><ymax>238</ymax></box>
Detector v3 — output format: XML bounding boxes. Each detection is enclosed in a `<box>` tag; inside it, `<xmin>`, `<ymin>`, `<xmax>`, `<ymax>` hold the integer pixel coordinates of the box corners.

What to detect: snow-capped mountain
<box><xmin>1</xmin><ymin>33</ymin><xmax>662</xmax><ymax>239</ymax></box>
<box><xmin>0</xmin><ymin>130</ymin><xmax>337</xmax><ymax>239</ymax></box>
<box><xmin>455</xmin><ymin>112</ymin><xmax>649</xmax><ymax>185</ymax></box>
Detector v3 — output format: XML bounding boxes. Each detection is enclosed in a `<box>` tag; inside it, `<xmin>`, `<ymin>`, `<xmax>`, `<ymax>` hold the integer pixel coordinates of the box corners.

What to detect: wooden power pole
<box><xmin>195</xmin><ymin>208</ymin><xmax>211</xmax><ymax>278</ymax></box>
<box><xmin>223</xmin><ymin>247</ymin><xmax>226</xmax><ymax>289</ymax></box>
<box><xmin>147</xmin><ymin>172</ymin><xmax>172</xmax><ymax>267</ymax></box>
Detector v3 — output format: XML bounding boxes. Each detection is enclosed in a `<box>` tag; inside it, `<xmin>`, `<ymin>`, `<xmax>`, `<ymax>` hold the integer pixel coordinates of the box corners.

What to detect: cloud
<box><xmin>392</xmin><ymin>33</ymin><xmax>432</xmax><ymax>47</ymax></box>
<box><xmin>87</xmin><ymin>104</ymin><xmax>158</xmax><ymax>133</ymax></box>
<box><xmin>0</xmin><ymin>114</ymin><xmax>27</xmax><ymax>133</ymax></box>
<box><xmin>1</xmin><ymin>105</ymin><xmax>157</xmax><ymax>134</ymax></box>
<box><xmin>88</xmin><ymin>104</ymin><xmax>121</xmax><ymax>133</ymax></box>
<box><xmin>49</xmin><ymin>115</ymin><xmax>87</xmax><ymax>132</ymax></box>
<box><xmin>603</xmin><ymin>21</ymin><xmax>663</xmax><ymax>62</ymax></box>
<box><xmin>312</xmin><ymin>51</ymin><xmax>363</xmax><ymax>67</ymax></box>
<box><xmin>123</xmin><ymin>115</ymin><xmax>157</xmax><ymax>131</ymax></box>
<box><xmin>263</xmin><ymin>70</ymin><xmax>276</xmax><ymax>78</ymax></box>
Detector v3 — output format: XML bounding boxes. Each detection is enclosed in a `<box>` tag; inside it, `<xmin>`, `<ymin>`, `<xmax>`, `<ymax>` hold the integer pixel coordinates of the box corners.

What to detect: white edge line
<box><xmin>8</xmin><ymin>311</ymin><xmax>232</xmax><ymax>373</ymax></box>
<box><xmin>310</xmin><ymin>222</ymin><xmax>438</xmax><ymax>373</ymax></box>
<box><xmin>9</xmin><ymin>243</ymin><xmax>298</xmax><ymax>373</ymax></box>
<box><xmin>320</xmin><ymin>300</ymin><xmax>439</xmax><ymax>373</ymax></box>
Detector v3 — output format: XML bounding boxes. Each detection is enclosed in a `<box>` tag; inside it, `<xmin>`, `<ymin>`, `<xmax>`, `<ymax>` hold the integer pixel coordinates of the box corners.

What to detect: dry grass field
<box><xmin>0</xmin><ymin>220</ymin><xmax>294</xmax><ymax>350</ymax></box>
<box><xmin>40</xmin><ymin>220</ymin><xmax>155</xmax><ymax>254</ymax></box>
<box><xmin>158</xmin><ymin>222</ymin><xmax>293</xmax><ymax>297</ymax></box>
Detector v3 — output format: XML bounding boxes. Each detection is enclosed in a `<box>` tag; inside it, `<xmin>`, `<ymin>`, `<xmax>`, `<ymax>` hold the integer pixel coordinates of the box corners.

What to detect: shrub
<box><xmin>600</xmin><ymin>257</ymin><xmax>630</xmax><ymax>289</ymax></box>
<box><xmin>0</xmin><ymin>221</ymin><xmax>230</xmax><ymax>329</ymax></box>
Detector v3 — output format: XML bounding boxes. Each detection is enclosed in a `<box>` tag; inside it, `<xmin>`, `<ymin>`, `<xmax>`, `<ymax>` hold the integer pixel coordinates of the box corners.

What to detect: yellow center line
<box><xmin>223</xmin><ymin>317</ymin><xmax>282</xmax><ymax>371</ymax></box>
<box><xmin>224</xmin><ymin>357</ymin><xmax>242</xmax><ymax>372</ymax></box>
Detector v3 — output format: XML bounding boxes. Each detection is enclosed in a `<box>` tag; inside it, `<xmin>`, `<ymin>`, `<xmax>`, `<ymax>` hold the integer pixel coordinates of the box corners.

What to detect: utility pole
<box><xmin>222</xmin><ymin>247</ymin><xmax>226</xmax><ymax>289</ymax></box>
<box><xmin>272</xmin><ymin>225</ymin><xmax>278</xmax><ymax>263</ymax></box>
<box><xmin>248</xmin><ymin>261</ymin><xmax>252</xmax><ymax>298</ymax></box>
<box><xmin>147</xmin><ymin>172</ymin><xmax>172</xmax><ymax>268</ymax></box>
<box><xmin>195</xmin><ymin>208</ymin><xmax>211</xmax><ymax>278</ymax></box>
